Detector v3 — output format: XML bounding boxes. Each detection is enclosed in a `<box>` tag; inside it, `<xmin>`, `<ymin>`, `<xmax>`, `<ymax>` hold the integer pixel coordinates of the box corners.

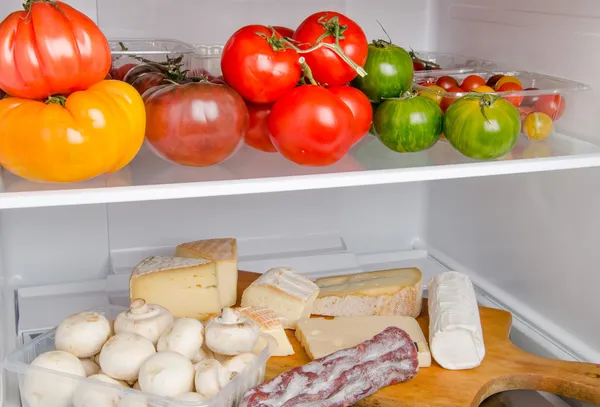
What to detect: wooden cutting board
<box><xmin>237</xmin><ymin>271</ymin><xmax>600</xmax><ymax>407</ymax></box>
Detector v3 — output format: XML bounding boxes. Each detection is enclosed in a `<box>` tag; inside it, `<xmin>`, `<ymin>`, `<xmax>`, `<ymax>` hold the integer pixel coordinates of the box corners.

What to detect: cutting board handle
<box><xmin>483</xmin><ymin>347</ymin><xmax>600</xmax><ymax>405</ymax></box>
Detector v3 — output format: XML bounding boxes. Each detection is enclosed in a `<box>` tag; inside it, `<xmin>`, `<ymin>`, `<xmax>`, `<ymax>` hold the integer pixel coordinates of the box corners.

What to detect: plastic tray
<box><xmin>412</xmin><ymin>51</ymin><xmax>496</xmax><ymax>78</ymax></box>
<box><xmin>413</xmin><ymin>71</ymin><xmax>591</xmax><ymax>143</ymax></box>
<box><xmin>4</xmin><ymin>306</ymin><xmax>270</xmax><ymax>407</ymax></box>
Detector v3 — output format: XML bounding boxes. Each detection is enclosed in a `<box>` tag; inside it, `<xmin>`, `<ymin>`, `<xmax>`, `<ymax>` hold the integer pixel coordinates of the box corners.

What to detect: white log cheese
<box><xmin>428</xmin><ymin>271</ymin><xmax>485</xmax><ymax>370</ymax></box>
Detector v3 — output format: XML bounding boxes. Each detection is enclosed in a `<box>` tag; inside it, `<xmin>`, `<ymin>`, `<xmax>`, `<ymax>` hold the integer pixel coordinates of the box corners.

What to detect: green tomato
<box><xmin>352</xmin><ymin>40</ymin><xmax>414</xmax><ymax>103</ymax></box>
<box><xmin>444</xmin><ymin>94</ymin><xmax>521</xmax><ymax>160</ymax></box>
<box><xmin>374</xmin><ymin>94</ymin><xmax>443</xmax><ymax>153</ymax></box>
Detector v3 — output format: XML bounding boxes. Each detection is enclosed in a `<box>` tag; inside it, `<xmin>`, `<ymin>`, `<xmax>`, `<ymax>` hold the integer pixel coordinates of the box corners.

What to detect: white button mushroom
<box><xmin>138</xmin><ymin>351</ymin><xmax>194</xmax><ymax>398</ymax></box>
<box><xmin>194</xmin><ymin>359</ymin><xmax>231</xmax><ymax>398</ymax></box>
<box><xmin>55</xmin><ymin>312</ymin><xmax>112</xmax><ymax>358</ymax></box>
<box><xmin>205</xmin><ymin>308</ymin><xmax>260</xmax><ymax>356</ymax></box>
<box><xmin>114</xmin><ymin>299</ymin><xmax>174</xmax><ymax>345</ymax></box>
<box><xmin>80</xmin><ymin>358</ymin><xmax>101</xmax><ymax>376</ymax></box>
<box><xmin>221</xmin><ymin>353</ymin><xmax>257</xmax><ymax>377</ymax></box>
<box><xmin>73</xmin><ymin>373</ymin><xmax>129</xmax><ymax>407</ymax></box>
<box><xmin>157</xmin><ymin>318</ymin><xmax>204</xmax><ymax>361</ymax></box>
<box><xmin>23</xmin><ymin>351</ymin><xmax>86</xmax><ymax>407</ymax></box>
<box><xmin>99</xmin><ymin>332</ymin><xmax>156</xmax><ymax>382</ymax></box>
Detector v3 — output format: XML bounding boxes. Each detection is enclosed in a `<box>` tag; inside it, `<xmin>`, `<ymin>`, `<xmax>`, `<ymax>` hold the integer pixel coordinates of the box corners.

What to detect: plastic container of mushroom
<box><xmin>4</xmin><ymin>306</ymin><xmax>270</xmax><ymax>407</ymax></box>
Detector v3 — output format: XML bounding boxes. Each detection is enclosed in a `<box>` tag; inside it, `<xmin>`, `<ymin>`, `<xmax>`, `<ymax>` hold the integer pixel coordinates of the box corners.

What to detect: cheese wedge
<box><xmin>296</xmin><ymin>315</ymin><xmax>431</xmax><ymax>367</ymax></box>
<box><xmin>130</xmin><ymin>256</ymin><xmax>221</xmax><ymax>320</ymax></box>
<box><xmin>241</xmin><ymin>267</ymin><xmax>319</xmax><ymax>330</ymax></box>
<box><xmin>175</xmin><ymin>238</ymin><xmax>238</xmax><ymax>307</ymax></box>
<box><xmin>312</xmin><ymin>268</ymin><xmax>423</xmax><ymax>318</ymax></box>
<box><xmin>238</xmin><ymin>307</ymin><xmax>294</xmax><ymax>357</ymax></box>
<box><xmin>428</xmin><ymin>271</ymin><xmax>485</xmax><ymax>370</ymax></box>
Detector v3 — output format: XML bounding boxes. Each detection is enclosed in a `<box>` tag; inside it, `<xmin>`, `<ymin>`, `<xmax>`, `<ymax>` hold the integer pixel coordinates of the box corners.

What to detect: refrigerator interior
<box><xmin>1</xmin><ymin>0</ymin><xmax>600</xmax><ymax>406</ymax></box>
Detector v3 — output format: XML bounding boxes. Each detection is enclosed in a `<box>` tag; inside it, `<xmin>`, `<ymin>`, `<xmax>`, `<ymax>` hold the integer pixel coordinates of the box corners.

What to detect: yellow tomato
<box><xmin>495</xmin><ymin>76</ymin><xmax>522</xmax><ymax>90</ymax></box>
<box><xmin>419</xmin><ymin>85</ymin><xmax>446</xmax><ymax>105</ymax></box>
<box><xmin>523</xmin><ymin>112</ymin><xmax>553</xmax><ymax>140</ymax></box>
<box><xmin>474</xmin><ymin>85</ymin><xmax>496</xmax><ymax>93</ymax></box>
<box><xmin>0</xmin><ymin>80</ymin><xmax>146</xmax><ymax>183</ymax></box>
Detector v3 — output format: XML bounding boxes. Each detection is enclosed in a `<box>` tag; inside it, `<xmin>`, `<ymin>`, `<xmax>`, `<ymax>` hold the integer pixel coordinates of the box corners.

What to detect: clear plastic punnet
<box><xmin>411</xmin><ymin>51</ymin><xmax>496</xmax><ymax>78</ymax></box>
<box><xmin>4</xmin><ymin>306</ymin><xmax>270</xmax><ymax>407</ymax></box>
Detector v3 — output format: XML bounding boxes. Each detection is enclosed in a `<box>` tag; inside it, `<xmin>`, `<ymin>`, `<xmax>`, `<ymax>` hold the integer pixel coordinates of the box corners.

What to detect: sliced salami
<box><xmin>240</xmin><ymin>326</ymin><xmax>419</xmax><ymax>407</ymax></box>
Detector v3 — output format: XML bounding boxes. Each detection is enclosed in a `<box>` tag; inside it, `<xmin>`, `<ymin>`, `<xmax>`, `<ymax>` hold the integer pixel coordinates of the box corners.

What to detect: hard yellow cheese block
<box><xmin>175</xmin><ymin>238</ymin><xmax>238</xmax><ymax>307</ymax></box>
<box><xmin>296</xmin><ymin>315</ymin><xmax>431</xmax><ymax>367</ymax></box>
<box><xmin>130</xmin><ymin>256</ymin><xmax>221</xmax><ymax>320</ymax></box>
<box><xmin>312</xmin><ymin>268</ymin><xmax>423</xmax><ymax>318</ymax></box>
<box><xmin>241</xmin><ymin>267</ymin><xmax>319</xmax><ymax>330</ymax></box>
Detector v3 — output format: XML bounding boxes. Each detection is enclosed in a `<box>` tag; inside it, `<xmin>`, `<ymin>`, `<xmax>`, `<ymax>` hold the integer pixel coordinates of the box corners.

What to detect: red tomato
<box><xmin>221</xmin><ymin>25</ymin><xmax>301</xmax><ymax>104</ymax></box>
<box><xmin>268</xmin><ymin>86</ymin><xmax>355</xmax><ymax>166</ymax></box>
<box><xmin>460</xmin><ymin>75</ymin><xmax>486</xmax><ymax>92</ymax></box>
<box><xmin>111</xmin><ymin>63</ymin><xmax>138</xmax><ymax>81</ymax></box>
<box><xmin>436</xmin><ymin>76</ymin><xmax>460</xmax><ymax>91</ymax></box>
<box><xmin>293</xmin><ymin>11</ymin><xmax>368</xmax><ymax>86</ymax></box>
<box><xmin>440</xmin><ymin>86</ymin><xmax>464</xmax><ymax>112</ymax></box>
<box><xmin>0</xmin><ymin>1</ymin><xmax>111</xmax><ymax>99</ymax></box>
<box><xmin>328</xmin><ymin>86</ymin><xmax>372</xmax><ymax>145</ymax></box>
<box><xmin>273</xmin><ymin>26</ymin><xmax>295</xmax><ymax>38</ymax></box>
<box><xmin>145</xmin><ymin>82</ymin><xmax>249</xmax><ymax>167</ymax></box>
<box><xmin>497</xmin><ymin>82</ymin><xmax>524</xmax><ymax>107</ymax></box>
<box><xmin>533</xmin><ymin>95</ymin><xmax>566</xmax><ymax>120</ymax></box>
<box><xmin>413</xmin><ymin>60</ymin><xmax>426</xmax><ymax>71</ymax></box>
<box><xmin>245</xmin><ymin>103</ymin><xmax>277</xmax><ymax>153</ymax></box>
<box><xmin>522</xmin><ymin>87</ymin><xmax>540</xmax><ymax>107</ymax></box>
<box><xmin>486</xmin><ymin>74</ymin><xmax>505</xmax><ymax>88</ymax></box>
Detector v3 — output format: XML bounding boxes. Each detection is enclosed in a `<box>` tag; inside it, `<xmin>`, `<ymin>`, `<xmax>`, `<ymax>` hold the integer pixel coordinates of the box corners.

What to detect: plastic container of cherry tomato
<box><xmin>190</xmin><ymin>45</ymin><xmax>225</xmax><ymax>78</ymax></box>
<box><xmin>108</xmin><ymin>39</ymin><xmax>197</xmax><ymax>80</ymax></box>
<box><xmin>411</xmin><ymin>51</ymin><xmax>496</xmax><ymax>79</ymax></box>
<box><xmin>414</xmin><ymin>71</ymin><xmax>591</xmax><ymax>143</ymax></box>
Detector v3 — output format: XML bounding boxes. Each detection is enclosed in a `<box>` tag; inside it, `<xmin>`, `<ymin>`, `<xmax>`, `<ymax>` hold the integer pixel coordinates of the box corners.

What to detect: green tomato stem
<box><xmin>46</xmin><ymin>95</ymin><xmax>67</xmax><ymax>107</ymax></box>
<box><xmin>299</xmin><ymin>57</ymin><xmax>318</xmax><ymax>86</ymax></box>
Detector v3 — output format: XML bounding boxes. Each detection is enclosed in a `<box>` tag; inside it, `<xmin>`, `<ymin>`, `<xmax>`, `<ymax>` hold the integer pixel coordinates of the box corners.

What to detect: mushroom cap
<box><xmin>99</xmin><ymin>333</ymin><xmax>156</xmax><ymax>381</ymax></box>
<box><xmin>157</xmin><ymin>318</ymin><xmax>204</xmax><ymax>360</ymax></box>
<box><xmin>138</xmin><ymin>351</ymin><xmax>194</xmax><ymax>398</ymax></box>
<box><xmin>55</xmin><ymin>312</ymin><xmax>112</xmax><ymax>358</ymax></box>
<box><xmin>114</xmin><ymin>300</ymin><xmax>174</xmax><ymax>345</ymax></box>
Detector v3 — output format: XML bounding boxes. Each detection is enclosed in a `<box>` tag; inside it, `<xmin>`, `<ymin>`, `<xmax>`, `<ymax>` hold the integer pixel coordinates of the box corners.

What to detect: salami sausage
<box><xmin>240</xmin><ymin>326</ymin><xmax>419</xmax><ymax>407</ymax></box>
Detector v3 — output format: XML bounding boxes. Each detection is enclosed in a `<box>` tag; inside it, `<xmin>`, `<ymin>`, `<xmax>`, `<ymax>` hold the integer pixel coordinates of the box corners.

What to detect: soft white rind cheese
<box><xmin>240</xmin><ymin>267</ymin><xmax>319</xmax><ymax>330</ymax></box>
<box><xmin>296</xmin><ymin>315</ymin><xmax>431</xmax><ymax>367</ymax></box>
<box><xmin>238</xmin><ymin>307</ymin><xmax>295</xmax><ymax>356</ymax></box>
<box><xmin>428</xmin><ymin>271</ymin><xmax>485</xmax><ymax>370</ymax></box>
<box><xmin>175</xmin><ymin>238</ymin><xmax>238</xmax><ymax>307</ymax></box>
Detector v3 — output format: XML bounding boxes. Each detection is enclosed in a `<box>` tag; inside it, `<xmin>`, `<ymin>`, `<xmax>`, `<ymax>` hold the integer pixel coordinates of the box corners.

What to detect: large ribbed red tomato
<box><xmin>293</xmin><ymin>11</ymin><xmax>368</xmax><ymax>86</ymax></box>
<box><xmin>221</xmin><ymin>25</ymin><xmax>302</xmax><ymax>104</ymax></box>
<box><xmin>0</xmin><ymin>1</ymin><xmax>111</xmax><ymax>99</ymax></box>
<box><xmin>268</xmin><ymin>86</ymin><xmax>355</xmax><ymax>166</ymax></box>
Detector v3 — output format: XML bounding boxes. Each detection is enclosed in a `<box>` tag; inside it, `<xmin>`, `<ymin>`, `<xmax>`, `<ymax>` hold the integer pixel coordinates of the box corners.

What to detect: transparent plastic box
<box><xmin>411</xmin><ymin>51</ymin><xmax>496</xmax><ymax>79</ymax></box>
<box><xmin>4</xmin><ymin>306</ymin><xmax>270</xmax><ymax>407</ymax></box>
<box><xmin>413</xmin><ymin>71</ymin><xmax>591</xmax><ymax>142</ymax></box>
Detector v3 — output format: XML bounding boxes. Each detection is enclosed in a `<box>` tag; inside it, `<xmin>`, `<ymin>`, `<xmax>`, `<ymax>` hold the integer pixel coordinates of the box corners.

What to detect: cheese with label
<box><xmin>175</xmin><ymin>238</ymin><xmax>238</xmax><ymax>307</ymax></box>
<box><xmin>428</xmin><ymin>271</ymin><xmax>485</xmax><ymax>370</ymax></box>
<box><xmin>130</xmin><ymin>256</ymin><xmax>221</xmax><ymax>320</ymax></box>
<box><xmin>312</xmin><ymin>268</ymin><xmax>423</xmax><ymax>318</ymax></box>
<box><xmin>238</xmin><ymin>307</ymin><xmax>295</xmax><ymax>357</ymax></box>
<box><xmin>296</xmin><ymin>315</ymin><xmax>431</xmax><ymax>367</ymax></box>
<box><xmin>240</xmin><ymin>267</ymin><xmax>319</xmax><ymax>330</ymax></box>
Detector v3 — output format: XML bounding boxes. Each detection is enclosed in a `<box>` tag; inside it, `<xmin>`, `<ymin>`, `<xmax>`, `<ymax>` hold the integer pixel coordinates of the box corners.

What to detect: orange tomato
<box><xmin>419</xmin><ymin>85</ymin><xmax>446</xmax><ymax>105</ymax></box>
<box><xmin>495</xmin><ymin>76</ymin><xmax>522</xmax><ymax>90</ymax></box>
<box><xmin>523</xmin><ymin>112</ymin><xmax>553</xmax><ymax>140</ymax></box>
<box><xmin>497</xmin><ymin>82</ymin><xmax>524</xmax><ymax>107</ymax></box>
<box><xmin>0</xmin><ymin>80</ymin><xmax>145</xmax><ymax>183</ymax></box>
<box><xmin>474</xmin><ymin>85</ymin><xmax>495</xmax><ymax>93</ymax></box>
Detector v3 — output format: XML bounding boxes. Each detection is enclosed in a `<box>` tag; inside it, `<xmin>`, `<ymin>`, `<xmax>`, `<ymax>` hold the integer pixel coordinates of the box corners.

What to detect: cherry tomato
<box><xmin>486</xmin><ymin>74</ymin><xmax>504</xmax><ymax>88</ymax></box>
<box><xmin>533</xmin><ymin>95</ymin><xmax>566</xmax><ymax>121</ymax></box>
<box><xmin>495</xmin><ymin>76</ymin><xmax>522</xmax><ymax>90</ymax></box>
<box><xmin>460</xmin><ymin>75</ymin><xmax>486</xmax><ymax>92</ymax></box>
<box><xmin>519</xmin><ymin>106</ymin><xmax>534</xmax><ymax>123</ymax></box>
<box><xmin>474</xmin><ymin>85</ymin><xmax>495</xmax><ymax>93</ymax></box>
<box><xmin>419</xmin><ymin>85</ymin><xmax>445</xmax><ymax>105</ymax></box>
<box><xmin>497</xmin><ymin>82</ymin><xmax>524</xmax><ymax>107</ymax></box>
<box><xmin>413</xmin><ymin>60</ymin><xmax>426</xmax><ymax>71</ymax></box>
<box><xmin>524</xmin><ymin>112</ymin><xmax>553</xmax><ymax>140</ymax></box>
<box><xmin>522</xmin><ymin>87</ymin><xmax>540</xmax><ymax>107</ymax></box>
<box><xmin>440</xmin><ymin>86</ymin><xmax>464</xmax><ymax>112</ymax></box>
<box><xmin>0</xmin><ymin>1</ymin><xmax>111</xmax><ymax>99</ymax></box>
<box><xmin>436</xmin><ymin>76</ymin><xmax>459</xmax><ymax>91</ymax></box>
<box><xmin>221</xmin><ymin>25</ymin><xmax>301</xmax><ymax>104</ymax></box>
<box><xmin>293</xmin><ymin>11</ymin><xmax>368</xmax><ymax>86</ymax></box>
<box><xmin>245</xmin><ymin>103</ymin><xmax>276</xmax><ymax>153</ymax></box>
<box><xmin>273</xmin><ymin>26</ymin><xmax>295</xmax><ymax>38</ymax></box>
<box><xmin>328</xmin><ymin>86</ymin><xmax>372</xmax><ymax>145</ymax></box>
<box><xmin>268</xmin><ymin>86</ymin><xmax>355</xmax><ymax>166</ymax></box>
